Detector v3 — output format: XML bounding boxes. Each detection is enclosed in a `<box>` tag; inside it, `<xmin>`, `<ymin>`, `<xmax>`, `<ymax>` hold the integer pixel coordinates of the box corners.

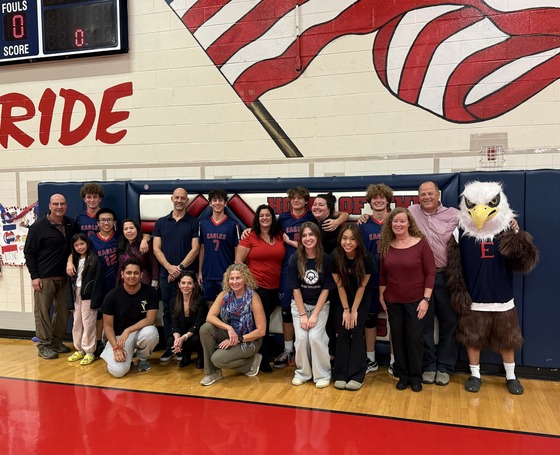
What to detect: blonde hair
<box><xmin>222</xmin><ymin>263</ymin><xmax>257</xmax><ymax>291</ymax></box>
<box><xmin>378</xmin><ymin>207</ymin><xmax>424</xmax><ymax>257</ymax></box>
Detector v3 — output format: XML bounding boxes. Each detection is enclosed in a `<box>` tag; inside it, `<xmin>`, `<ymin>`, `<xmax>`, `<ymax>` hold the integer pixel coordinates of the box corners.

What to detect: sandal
<box><xmin>67</xmin><ymin>351</ymin><xmax>85</xmax><ymax>362</ymax></box>
<box><xmin>80</xmin><ymin>354</ymin><xmax>95</xmax><ymax>365</ymax></box>
<box><xmin>464</xmin><ymin>376</ymin><xmax>482</xmax><ymax>393</ymax></box>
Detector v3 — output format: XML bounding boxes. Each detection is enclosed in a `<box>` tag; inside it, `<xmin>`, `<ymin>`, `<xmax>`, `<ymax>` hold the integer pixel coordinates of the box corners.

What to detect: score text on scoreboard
<box><xmin>0</xmin><ymin>0</ymin><xmax>127</xmax><ymax>65</ymax></box>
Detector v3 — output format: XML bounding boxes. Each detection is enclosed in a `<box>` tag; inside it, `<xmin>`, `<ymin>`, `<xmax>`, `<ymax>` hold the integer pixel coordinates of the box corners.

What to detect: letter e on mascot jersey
<box><xmin>446</xmin><ymin>181</ymin><xmax>539</xmax><ymax>394</ymax></box>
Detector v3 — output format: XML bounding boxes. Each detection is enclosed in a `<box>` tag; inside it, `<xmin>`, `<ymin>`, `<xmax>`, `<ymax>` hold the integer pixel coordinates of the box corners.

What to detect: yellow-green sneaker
<box><xmin>67</xmin><ymin>351</ymin><xmax>85</xmax><ymax>362</ymax></box>
<box><xmin>80</xmin><ymin>354</ymin><xmax>95</xmax><ymax>365</ymax></box>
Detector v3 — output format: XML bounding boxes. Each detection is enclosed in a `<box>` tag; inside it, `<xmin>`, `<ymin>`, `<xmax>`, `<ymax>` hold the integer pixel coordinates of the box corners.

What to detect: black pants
<box><xmin>255</xmin><ymin>287</ymin><xmax>279</xmax><ymax>361</ymax></box>
<box><xmin>387</xmin><ymin>300</ymin><xmax>425</xmax><ymax>385</ymax></box>
<box><xmin>333</xmin><ymin>300</ymin><xmax>368</xmax><ymax>383</ymax></box>
<box><xmin>422</xmin><ymin>271</ymin><xmax>459</xmax><ymax>374</ymax></box>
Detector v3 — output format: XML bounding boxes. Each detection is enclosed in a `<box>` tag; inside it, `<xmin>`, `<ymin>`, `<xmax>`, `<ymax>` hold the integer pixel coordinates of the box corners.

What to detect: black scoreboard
<box><xmin>1</xmin><ymin>0</ymin><xmax>128</xmax><ymax>65</ymax></box>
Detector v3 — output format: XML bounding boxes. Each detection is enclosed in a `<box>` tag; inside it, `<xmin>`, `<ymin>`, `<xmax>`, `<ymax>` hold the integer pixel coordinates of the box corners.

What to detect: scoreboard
<box><xmin>0</xmin><ymin>0</ymin><xmax>128</xmax><ymax>65</ymax></box>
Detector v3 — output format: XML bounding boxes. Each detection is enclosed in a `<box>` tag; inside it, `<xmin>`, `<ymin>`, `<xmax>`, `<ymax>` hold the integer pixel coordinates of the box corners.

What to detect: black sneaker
<box><xmin>38</xmin><ymin>346</ymin><xmax>58</xmax><ymax>359</ymax></box>
<box><xmin>160</xmin><ymin>348</ymin><xmax>174</xmax><ymax>362</ymax></box>
<box><xmin>260</xmin><ymin>356</ymin><xmax>272</xmax><ymax>373</ymax></box>
<box><xmin>51</xmin><ymin>342</ymin><xmax>71</xmax><ymax>354</ymax></box>
<box><xmin>273</xmin><ymin>350</ymin><xmax>294</xmax><ymax>369</ymax></box>
<box><xmin>94</xmin><ymin>341</ymin><xmax>105</xmax><ymax>358</ymax></box>
<box><xmin>366</xmin><ymin>359</ymin><xmax>379</xmax><ymax>374</ymax></box>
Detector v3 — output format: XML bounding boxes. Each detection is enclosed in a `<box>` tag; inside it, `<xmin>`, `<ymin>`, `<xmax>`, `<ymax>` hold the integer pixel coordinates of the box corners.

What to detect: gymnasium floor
<box><xmin>1</xmin><ymin>338</ymin><xmax>559</xmax><ymax>455</ymax></box>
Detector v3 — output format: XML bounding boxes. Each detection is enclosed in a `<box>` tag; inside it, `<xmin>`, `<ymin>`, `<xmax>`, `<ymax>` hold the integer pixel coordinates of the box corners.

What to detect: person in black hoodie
<box><xmin>67</xmin><ymin>233</ymin><xmax>104</xmax><ymax>365</ymax></box>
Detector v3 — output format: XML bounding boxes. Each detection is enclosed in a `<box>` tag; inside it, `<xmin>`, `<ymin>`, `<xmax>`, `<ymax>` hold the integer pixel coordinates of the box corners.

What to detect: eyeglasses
<box><xmin>98</xmin><ymin>218</ymin><xmax>114</xmax><ymax>223</ymax></box>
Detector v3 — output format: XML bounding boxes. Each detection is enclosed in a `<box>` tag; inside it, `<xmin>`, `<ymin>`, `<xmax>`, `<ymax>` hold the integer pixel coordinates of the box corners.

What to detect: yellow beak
<box><xmin>468</xmin><ymin>204</ymin><xmax>498</xmax><ymax>230</ymax></box>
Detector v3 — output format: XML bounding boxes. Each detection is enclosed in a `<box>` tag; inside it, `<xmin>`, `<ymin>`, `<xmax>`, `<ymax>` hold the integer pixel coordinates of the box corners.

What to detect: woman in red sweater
<box><xmin>236</xmin><ymin>204</ymin><xmax>285</xmax><ymax>372</ymax></box>
<box><xmin>379</xmin><ymin>208</ymin><xmax>435</xmax><ymax>392</ymax></box>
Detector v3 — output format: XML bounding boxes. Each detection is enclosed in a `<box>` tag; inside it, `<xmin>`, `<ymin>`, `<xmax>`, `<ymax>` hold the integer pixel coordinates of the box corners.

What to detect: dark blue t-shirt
<box><xmin>287</xmin><ymin>253</ymin><xmax>335</xmax><ymax>305</ymax></box>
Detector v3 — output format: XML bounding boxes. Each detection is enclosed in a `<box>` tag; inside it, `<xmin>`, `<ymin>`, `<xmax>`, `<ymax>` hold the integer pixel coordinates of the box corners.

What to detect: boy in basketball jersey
<box><xmin>198</xmin><ymin>189</ymin><xmax>240</xmax><ymax>303</ymax></box>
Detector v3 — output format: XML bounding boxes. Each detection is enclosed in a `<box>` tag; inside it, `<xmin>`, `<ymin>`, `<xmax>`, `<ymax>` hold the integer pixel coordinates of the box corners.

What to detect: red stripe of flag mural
<box><xmin>165</xmin><ymin>0</ymin><xmax>560</xmax><ymax>156</ymax></box>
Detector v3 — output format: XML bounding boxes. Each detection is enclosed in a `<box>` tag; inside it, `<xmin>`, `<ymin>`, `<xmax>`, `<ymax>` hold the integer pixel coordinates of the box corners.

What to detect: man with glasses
<box><xmin>89</xmin><ymin>208</ymin><xmax>121</xmax><ymax>357</ymax></box>
<box><xmin>24</xmin><ymin>194</ymin><xmax>81</xmax><ymax>359</ymax></box>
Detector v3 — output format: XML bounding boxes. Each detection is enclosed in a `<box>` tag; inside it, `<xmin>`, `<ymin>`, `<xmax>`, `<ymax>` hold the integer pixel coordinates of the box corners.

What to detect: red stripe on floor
<box><xmin>1</xmin><ymin>378</ymin><xmax>558</xmax><ymax>455</ymax></box>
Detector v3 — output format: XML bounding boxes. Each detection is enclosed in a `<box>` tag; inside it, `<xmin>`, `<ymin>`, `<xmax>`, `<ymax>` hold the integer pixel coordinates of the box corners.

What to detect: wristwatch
<box><xmin>239</xmin><ymin>335</ymin><xmax>244</xmax><ymax>343</ymax></box>
<box><xmin>423</xmin><ymin>296</ymin><xmax>431</xmax><ymax>303</ymax></box>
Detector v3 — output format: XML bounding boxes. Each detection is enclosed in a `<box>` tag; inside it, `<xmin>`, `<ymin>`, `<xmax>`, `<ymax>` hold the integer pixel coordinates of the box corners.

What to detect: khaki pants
<box><xmin>33</xmin><ymin>278</ymin><xmax>69</xmax><ymax>349</ymax></box>
<box><xmin>199</xmin><ymin>322</ymin><xmax>262</xmax><ymax>375</ymax></box>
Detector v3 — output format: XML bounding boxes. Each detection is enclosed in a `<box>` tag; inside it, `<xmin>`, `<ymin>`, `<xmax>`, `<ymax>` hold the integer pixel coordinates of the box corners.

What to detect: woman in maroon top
<box><xmin>117</xmin><ymin>219</ymin><xmax>159</xmax><ymax>287</ymax></box>
<box><xmin>236</xmin><ymin>204</ymin><xmax>285</xmax><ymax>372</ymax></box>
<box><xmin>379</xmin><ymin>207</ymin><xmax>435</xmax><ymax>392</ymax></box>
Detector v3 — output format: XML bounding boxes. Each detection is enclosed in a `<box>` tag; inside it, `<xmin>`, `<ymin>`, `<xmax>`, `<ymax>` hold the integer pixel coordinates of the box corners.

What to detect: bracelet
<box><xmin>113</xmin><ymin>346</ymin><xmax>119</xmax><ymax>352</ymax></box>
<box><xmin>300</xmin><ymin>313</ymin><xmax>306</xmax><ymax>317</ymax></box>
<box><xmin>343</xmin><ymin>307</ymin><xmax>350</xmax><ymax>311</ymax></box>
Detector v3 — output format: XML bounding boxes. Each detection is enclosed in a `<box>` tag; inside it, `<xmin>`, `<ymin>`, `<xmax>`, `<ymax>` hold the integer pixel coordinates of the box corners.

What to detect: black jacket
<box><xmin>68</xmin><ymin>255</ymin><xmax>104</xmax><ymax>310</ymax></box>
<box><xmin>24</xmin><ymin>214</ymin><xmax>80</xmax><ymax>279</ymax></box>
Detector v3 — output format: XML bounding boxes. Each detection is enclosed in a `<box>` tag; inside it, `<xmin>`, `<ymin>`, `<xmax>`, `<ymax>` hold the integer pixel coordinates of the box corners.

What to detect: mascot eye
<box><xmin>488</xmin><ymin>194</ymin><xmax>501</xmax><ymax>207</ymax></box>
<box><xmin>464</xmin><ymin>198</ymin><xmax>475</xmax><ymax>209</ymax></box>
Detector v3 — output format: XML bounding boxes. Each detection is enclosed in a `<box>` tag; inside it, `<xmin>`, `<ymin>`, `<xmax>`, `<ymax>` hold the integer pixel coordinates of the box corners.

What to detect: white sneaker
<box><xmin>200</xmin><ymin>370</ymin><xmax>223</xmax><ymax>386</ymax></box>
<box><xmin>245</xmin><ymin>353</ymin><xmax>262</xmax><ymax>377</ymax></box>
<box><xmin>292</xmin><ymin>377</ymin><xmax>304</xmax><ymax>386</ymax></box>
<box><xmin>316</xmin><ymin>379</ymin><xmax>330</xmax><ymax>389</ymax></box>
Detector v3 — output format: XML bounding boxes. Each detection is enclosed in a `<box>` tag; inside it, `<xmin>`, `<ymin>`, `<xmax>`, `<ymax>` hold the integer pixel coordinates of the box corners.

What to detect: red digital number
<box><xmin>75</xmin><ymin>28</ymin><xmax>85</xmax><ymax>47</ymax></box>
<box><xmin>12</xmin><ymin>14</ymin><xmax>25</xmax><ymax>39</ymax></box>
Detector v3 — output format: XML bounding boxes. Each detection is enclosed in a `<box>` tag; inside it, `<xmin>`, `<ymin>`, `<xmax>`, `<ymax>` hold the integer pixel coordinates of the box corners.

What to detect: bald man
<box><xmin>153</xmin><ymin>188</ymin><xmax>200</xmax><ymax>361</ymax></box>
<box><xmin>24</xmin><ymin>194</ymin><xmax>81</xmax><ymax>359</ymax></box>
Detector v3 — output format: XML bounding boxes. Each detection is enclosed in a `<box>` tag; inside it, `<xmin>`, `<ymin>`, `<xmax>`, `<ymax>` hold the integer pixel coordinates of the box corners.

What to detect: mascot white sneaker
<box><xmin>446</xmin><ymin>181</ymin><xmax>539</xmax><ymax>395</ymax></box>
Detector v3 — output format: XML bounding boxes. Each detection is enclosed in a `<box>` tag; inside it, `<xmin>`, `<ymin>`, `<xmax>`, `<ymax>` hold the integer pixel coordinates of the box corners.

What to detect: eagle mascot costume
<box><xmin>446</xmin><ymin>181</ymin><xmax>539</xmax><ymax>395</ymax></box>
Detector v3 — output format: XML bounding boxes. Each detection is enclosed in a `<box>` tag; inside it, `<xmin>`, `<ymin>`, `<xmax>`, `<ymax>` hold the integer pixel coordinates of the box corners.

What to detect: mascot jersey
<box><xmin>457</xmin><ymin>228</ymin><xmax>514</xmax><ymax>311</ymax></box>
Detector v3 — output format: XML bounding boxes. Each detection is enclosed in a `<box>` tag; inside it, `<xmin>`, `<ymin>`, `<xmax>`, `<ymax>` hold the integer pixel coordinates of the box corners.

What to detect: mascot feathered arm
<box><xmin>446</xmin><ymin>233</ymin><xmax>472</xmax><ymax>316</ymax></box>
<box><xmin>498</xmin><ymin>229</ymin><xmax>539</xmax><ymax>274</ymax></box>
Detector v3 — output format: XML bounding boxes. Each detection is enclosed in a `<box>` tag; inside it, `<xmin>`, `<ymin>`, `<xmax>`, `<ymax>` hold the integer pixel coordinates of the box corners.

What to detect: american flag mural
<box><xmin>165</xmin><ymin>0</ymin><xmax>560</xmax><ymax>155</ymax></box>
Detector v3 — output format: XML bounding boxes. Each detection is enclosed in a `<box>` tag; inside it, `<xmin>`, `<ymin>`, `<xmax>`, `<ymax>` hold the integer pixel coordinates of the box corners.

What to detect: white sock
<box><xmin>469</xmin><ymin>364</ymin><xmax>481</xmax><ymax>379</ymax></box>
<box><xmin>503</xmin><ymin>362</ymin><xmax>516</xmax><ymax>380</ymax></box>
<box><xmin>390</xmin><ymin>353</ymin><xmax>395</xmax><ymax>365</ymax></box>
<box><xmin>367</xmin><ymin>351</ymin><xmax>376</xmax><ymax>362</ymax></box>
<box><xmin>284</xmin><ymin>340</ymin><xmax>294</xmax><ymax>352</ymax></box>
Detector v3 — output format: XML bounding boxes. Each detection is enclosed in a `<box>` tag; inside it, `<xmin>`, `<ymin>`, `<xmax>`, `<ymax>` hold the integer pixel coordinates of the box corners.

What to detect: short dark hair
<box><xmin>95</xmin><ymin>207</ymin><xmax>117</xmax><ymax>222</ymax></box>
<box><xmin>122</xmin><ymin>258</ymin><xmax>142</xmax><ymax>271</ymax></box>
<box><xmin>208</xmin><ymin>189</ymin><xmax>228</xmax><ymax>202</ymax></box>
<box><xmin>287</xmin><ymin>186</ymin><xmax>310</xmax><ymax>202</ymax></box>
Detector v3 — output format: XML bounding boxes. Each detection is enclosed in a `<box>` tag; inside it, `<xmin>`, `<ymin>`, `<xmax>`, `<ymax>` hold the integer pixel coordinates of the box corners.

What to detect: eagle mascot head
<box><xmin>458</xmin><ymin>181</ymin><xmax>514</xmax><ymax>242</ymax></box>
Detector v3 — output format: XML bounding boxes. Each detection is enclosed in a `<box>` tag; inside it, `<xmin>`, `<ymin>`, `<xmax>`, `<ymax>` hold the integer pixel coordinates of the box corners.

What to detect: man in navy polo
<box><xmin>153</xmin><ymin>187</ymin><xmax>200</xmax><ymax>361</ymax></box>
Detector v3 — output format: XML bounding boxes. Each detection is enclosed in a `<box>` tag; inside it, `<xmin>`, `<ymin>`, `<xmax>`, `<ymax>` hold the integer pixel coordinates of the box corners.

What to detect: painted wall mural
<box><xmin>166</xmin><ymin>0</ymin><xmax>560</xmax><ymax>157</ymax></box>
<box><xmin>0</xmin><ymin>82</ymin><xmax>132</xmax><ymax>149</ymax></box>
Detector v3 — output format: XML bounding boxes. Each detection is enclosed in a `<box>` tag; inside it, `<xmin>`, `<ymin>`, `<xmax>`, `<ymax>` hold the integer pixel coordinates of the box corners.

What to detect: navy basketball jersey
<box><xmin>359</xmin><ymin>216</ymin><xmax>383</xmax><ymax>287</ymax></box>
<box><xmin>278</xmin><ymin>209</ymin><xmax>316</xmax><ymax>263</ymax></box>
<box><xmin>199</xmin><ymin>216</ymin><xmax>240</xmax><ymax>281</ymax></box>
<box><xmin>75</xmin><ymin>211</ymin><xmax>99</xmax><ymax>237</ymax></box>
<box><xmin>89</xmin><ymin>232</ymin><xmax>119</xmax><ymax>294</ymax></box>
